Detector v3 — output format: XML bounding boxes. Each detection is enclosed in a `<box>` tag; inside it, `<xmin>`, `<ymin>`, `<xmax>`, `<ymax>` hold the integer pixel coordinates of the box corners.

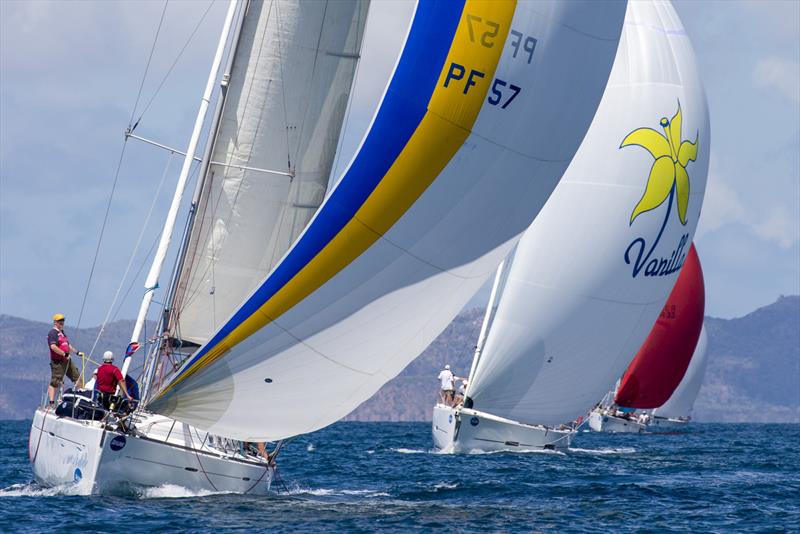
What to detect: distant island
<box><xmin>1</xmin><ymin>296</ymin><xmax>798</xmax><ymax>422</ymax></box>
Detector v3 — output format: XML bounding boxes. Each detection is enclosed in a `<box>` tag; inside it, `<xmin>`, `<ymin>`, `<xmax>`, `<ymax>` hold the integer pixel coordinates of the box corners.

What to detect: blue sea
<box><xmin>1</xmin><ymin>420</ymin><xmax>798</xmax><ymax>532</ymax></box>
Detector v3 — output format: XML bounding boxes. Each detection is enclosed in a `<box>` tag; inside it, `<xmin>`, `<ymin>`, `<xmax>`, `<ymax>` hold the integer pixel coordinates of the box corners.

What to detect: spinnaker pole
<box><xmin>123</xmin><ymin>0</ymin><xmax>239</xmax><ymax>380</ymax></box>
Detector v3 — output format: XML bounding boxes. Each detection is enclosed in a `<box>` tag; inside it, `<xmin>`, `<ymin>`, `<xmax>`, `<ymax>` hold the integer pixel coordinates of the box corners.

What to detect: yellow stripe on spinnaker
<box><xmin>159</xmin><ymin>0</ymin><xmax>516</xmax><ymax>395</ymax></box>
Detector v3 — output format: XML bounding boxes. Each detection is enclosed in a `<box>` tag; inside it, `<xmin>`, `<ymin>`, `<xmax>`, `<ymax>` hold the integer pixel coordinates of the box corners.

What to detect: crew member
<box><xmin>47</xmin><ymin>313</ymin><xmax>84</xmax><ymax>404</ymax></box>
<box><xmin>455</xmin><ymin>377</ymin><xmax>469</xmax><ymax>406</ymax></box>
<box><xmin>95</xmin><ymin>351</ymin><xmax>132</xmax><ymax>410</ymax></box>
<box><xmin>437</xmin><ymin>364</ymin><xmax>455</xmax><ymax>406</ymax></box>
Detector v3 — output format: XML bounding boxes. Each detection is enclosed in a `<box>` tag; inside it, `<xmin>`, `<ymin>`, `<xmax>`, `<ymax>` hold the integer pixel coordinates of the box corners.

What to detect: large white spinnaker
<box><xmin>171</xmin><ymin>0</ymin><xmax>369</xmax><ymax>346</ymax></box>
<box><xmin>656</xmin><ymin>325</ymin><xmax>709</xmax><ymax>419</ymax></box>
<box><xmin>149</xmin><ymin>0</ymin><xmax>627</xmax><ymax>441</ymax></box>
<box><xmin>468</xmin><ymin>0</ymin><xmax>710</xmax><ymax>426</ymax></box>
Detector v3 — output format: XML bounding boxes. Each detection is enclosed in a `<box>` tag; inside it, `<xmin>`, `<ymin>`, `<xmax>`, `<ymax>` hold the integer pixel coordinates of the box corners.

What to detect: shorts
<box><xmin>50</xmin><ymin>358</ymin><xmax>80</xmax><ymax>388</ymax></box>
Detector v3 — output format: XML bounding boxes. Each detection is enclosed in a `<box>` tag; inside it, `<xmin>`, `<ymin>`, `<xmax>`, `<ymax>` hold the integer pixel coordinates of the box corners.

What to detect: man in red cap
<box><xmin>47</xmin><ymin>313</ymin><xmax>84</xmax><ymax>405</ymax></box>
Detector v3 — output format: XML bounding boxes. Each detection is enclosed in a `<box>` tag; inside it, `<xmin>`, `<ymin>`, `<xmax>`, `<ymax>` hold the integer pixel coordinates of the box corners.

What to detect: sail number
<box><xmin>444</xmin><ymin>62</ymin><xmax>521</xmax><ymax>109</ymax></box>
<box><xmin>464</xmin><ymin>13</ymin><xmax>538</xmax><ymax>65</ymax></box>
<box><xmin>660</xmin><ymin>304</ymin><xmax>676</xmax><ymax>320</ymax></box>
<box><xmin>508</xmin><ymin>30</ymin><xmax>537</xmax><ymax>64</ymax></box>
<box><xmin>466</xmin><ymin>14</ymin><xmax>500</xmax><ymax>48</ymax></box>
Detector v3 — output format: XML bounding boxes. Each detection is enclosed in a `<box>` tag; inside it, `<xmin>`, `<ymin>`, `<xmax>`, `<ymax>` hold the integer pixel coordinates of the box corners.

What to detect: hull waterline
<box><xmin>588</xmin><ymin>411</ymin><xmax>646</xmax><ymax>434</ymax></box>
<box><xmin>432</xmin><ymin>404</ymin><xmax>573</xmax><ymax>453</ymax></box>
<box><xmin>29</xmin><ymin>408</ymin><xmax>273</xmax><ymax>495</ymax></box>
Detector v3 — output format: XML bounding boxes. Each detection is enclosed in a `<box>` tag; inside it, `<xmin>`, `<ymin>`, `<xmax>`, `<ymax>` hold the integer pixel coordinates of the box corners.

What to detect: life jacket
<box><xmin>50</xmin><ymin>330</ymin><xmax>70</xmax><ymax>362</ymax></box>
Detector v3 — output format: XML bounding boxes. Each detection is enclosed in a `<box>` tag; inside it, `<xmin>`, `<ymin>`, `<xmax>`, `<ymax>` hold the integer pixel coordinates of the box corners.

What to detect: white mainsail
<box><xmin>656</xmin><ymin>325</ymin><xmax>709</xmax><ymax>419</ymax></box>
<box><xmin>149</xmin><ymin>0</ymin><xmax>627</xmax><ymax>441</ymax></box>
<box><xmin>171</xmin><ymin>0</ymin><xmax>369</xmax><ymax>345</ymax></box>
<box><xmin>467</xmin><ymin>0</ymin><xmax>710</xmax><ymax>426</ymax></box>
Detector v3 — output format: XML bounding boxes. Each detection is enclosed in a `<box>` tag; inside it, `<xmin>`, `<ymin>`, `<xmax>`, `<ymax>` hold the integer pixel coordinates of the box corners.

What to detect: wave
<box><xmin>282</xmin><ymin>486</ymin><xmax>389</xmax><ymax>498</ymax></box>
<box><xmin>390</xmin><ymin>448</ymin><xmax>429</xmax><ymax>455</ymax></box>
<box><xmin>569</xmin><ymin>447</ymin><xmax>637</xmax><ymax>455</ymax></box>
<box><xmin>137</xmin><ymin>484</ymin><xmax>232</xmax><ymax>499</ymax></box>
<box><xmin>0</xmin><ymin>482</ymin><xmax>85</xmax><ymax>497</ymax></box>
<box><xmin>465</xmin><ymin>447</ymin><xmax>566</xmax><ymax>456</ymax></box>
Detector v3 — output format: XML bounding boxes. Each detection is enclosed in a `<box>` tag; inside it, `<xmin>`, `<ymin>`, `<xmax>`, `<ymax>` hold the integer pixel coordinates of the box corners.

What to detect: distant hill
<box><xmin>695</xmin><ymin>295</ymin><xmax>800</xmax><ymax>422</ymax></box>
<box><xmin>0</xmin><ymin>316</ymin><xmax>147</xmax><ymax>419</ymax></box>
<box><xmin>1</xmin><ymin>296</ymin><xmax>798</xmax><ymax>422</ymax></box>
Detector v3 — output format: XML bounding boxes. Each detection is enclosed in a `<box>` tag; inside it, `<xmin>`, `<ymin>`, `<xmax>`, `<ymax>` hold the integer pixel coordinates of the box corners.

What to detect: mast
<box><xmin>123</xmin><ymin>0</ymin><xmax>239</xmax><ymax>380</ymax></box>
<box><xmin>464</xmin><ymin>258</ymin><xmax>508</xmax><ymax>402</ymax></box>
<box><xmin>139</xmin><ymin>2</ymin><xmax>250</xmax><ymax>402</ymax></box>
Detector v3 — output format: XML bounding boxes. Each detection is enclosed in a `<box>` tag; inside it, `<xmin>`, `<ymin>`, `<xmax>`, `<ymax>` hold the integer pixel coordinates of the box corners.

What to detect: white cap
<box><xmin>103</xmin><ymin>351</ymin><xmax>114</xmax><ymax>362</ymax></box>
<box><xmin>444</xmin><ymin>364</ymin><xmax>450</xmax><ymax>370</ymax></box>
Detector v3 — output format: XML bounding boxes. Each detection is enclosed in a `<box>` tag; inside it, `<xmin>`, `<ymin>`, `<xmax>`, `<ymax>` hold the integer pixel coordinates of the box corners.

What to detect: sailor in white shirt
<box><xmin>437</xmin><ymin>364</ymin><xmax>455</xmax><ymax>406</ymax></box>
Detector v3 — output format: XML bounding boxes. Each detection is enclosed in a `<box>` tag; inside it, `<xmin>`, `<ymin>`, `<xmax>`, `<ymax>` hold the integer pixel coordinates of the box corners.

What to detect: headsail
<box><xmin>149</xmin><ymin>0</ymin><xmax>626</xmax><ymax>441</ymax></box>
<box><xmin>467</xmin><ymin>0</ymin><xmax>710</xmax><ymax>426</ymax></box>
<box><xmin>656</xmin><ymin>324</ymin><xmax>709</xmax><ymax>419</ymax></box>
<box><xmin>615</xmin><ymin>245</ymin><xmax>705</xmax><ymax>409</ymax></box>
<box><xmin>171</xmin><ymin>0</ymin><xmax>369</xmax><ymax>346</ymax></box>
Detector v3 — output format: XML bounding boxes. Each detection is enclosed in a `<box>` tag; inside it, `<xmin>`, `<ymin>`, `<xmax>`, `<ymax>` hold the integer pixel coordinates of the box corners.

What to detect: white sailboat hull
<box><xmin>649</xmin><ymin>415</ymin><xmax>689</xmax><ymax>429</ymax></box>
<box><xmin>29</xmin><ymin>409</ymin><xmax>273</xmax><ymax>495</ymax></box>
<box><xmin>432</xmin><ymin>404</ymin><xmax>573</xmax><ymax>453</ymax></box>
<box><xmin>588</xmin><ymin>411</ymin><xmax>646</xmax><ymax>434</ymax></box>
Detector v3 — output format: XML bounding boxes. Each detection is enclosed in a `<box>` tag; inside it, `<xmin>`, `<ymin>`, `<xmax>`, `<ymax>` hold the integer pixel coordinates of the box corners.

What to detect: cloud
<box><xmin>753</xmin><ymin>56</ymin><xmax>800</xmax><ymax>105</ymax></box>
<box><xmin>696</xmin><ymin>158</ymin><xmax>746</xmax><ymax>239</ymax></box>
<box><xmin>752</xmin><ymin>206</ymin><xmax>800</xmax><ymax>249</ymax></box>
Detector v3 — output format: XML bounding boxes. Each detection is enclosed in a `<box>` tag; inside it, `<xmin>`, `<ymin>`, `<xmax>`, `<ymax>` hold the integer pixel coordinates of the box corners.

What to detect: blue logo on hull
<box><xmin>110</xmin><ymin>436</ymin><xmax>127</xmax><ymax>451</ymax></box>
<box><xmin>73</xmin><ymin>468</ymin><xmax>82</xmax><ymax>482</ymax></box>
<box><xmin>470</xmin><ymin>417</ymin><xmax>479</xmax><ymax>426</ymax></box>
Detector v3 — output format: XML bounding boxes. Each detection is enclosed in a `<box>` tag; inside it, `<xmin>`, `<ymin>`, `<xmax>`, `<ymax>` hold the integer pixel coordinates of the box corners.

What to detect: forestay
<box><xmin>615</xmin><ymin>245</ymin><xmax>705</xmax><ymax>409</ymax></box>
<box><xmin>467</xmin><ymin>0</ymin><xmax>710</xmax><ymax>426</ymax></box>
<box><xmin>656</xmin><ymin>324</ymin><xmax>709</xmax><ymax>419</ymax></box>
<box><xmin>171</xmin><ymin>0</ymin><xmax>369</xmax><ymax>346</ymax></box>
<box><xmin>149</xmin><ymin>0</ymin><xmax>626</xmax><ymax>441</ymax></box>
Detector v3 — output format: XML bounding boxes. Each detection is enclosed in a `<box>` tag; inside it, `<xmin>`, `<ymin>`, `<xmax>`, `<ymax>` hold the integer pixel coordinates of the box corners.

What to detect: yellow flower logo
<box><xmin>621</xmin><ymin>103</ymin><xmax>698</xmax><ymax>225</ymax></box>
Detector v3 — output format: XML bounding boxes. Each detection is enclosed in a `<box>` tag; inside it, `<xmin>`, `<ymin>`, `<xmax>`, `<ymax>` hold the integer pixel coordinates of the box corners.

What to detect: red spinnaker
<box><xmin>615</xmin><ymin>244</ymin><xmax>705</xmax><ymax>409</ymax></box>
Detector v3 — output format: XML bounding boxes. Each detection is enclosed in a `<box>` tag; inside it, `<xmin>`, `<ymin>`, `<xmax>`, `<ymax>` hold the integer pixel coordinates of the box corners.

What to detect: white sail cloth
<box><xmin>149</xmin><ymin>0</ymin><xmax>627</xmax><ymax>441</ymax></box>
<box><xmin>468</xmin><ymin>0</ymin><xmax>710</xmax><ymax>426</ymax></box>
<box><xmin>657</xmin><ymin>325</ymin><xmax>709</xmax><ymax>418</ymax></box>
<box><xmin>172</xmin><ymin>0</ymin><xmax>368</xmax><ymax>345</ymax></box>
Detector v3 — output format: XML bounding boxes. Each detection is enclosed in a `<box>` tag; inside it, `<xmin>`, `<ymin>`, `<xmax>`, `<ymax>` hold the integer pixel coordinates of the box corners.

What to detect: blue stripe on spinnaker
<box><xmin>172</xmin><ymin>0</ymin><xmax>465</xmax><ymax>383</ymax></box>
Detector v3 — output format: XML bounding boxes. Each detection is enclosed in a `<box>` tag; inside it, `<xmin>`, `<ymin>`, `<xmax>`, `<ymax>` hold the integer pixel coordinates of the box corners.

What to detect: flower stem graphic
<box><xmin>647</xmin><ymin>183</ymin><xmax>675</xmax><ymax>263</ymax></box>
<box><xmin>625</xmin><ymin>183</ymin><xmax>675</xmax><ymax>277</ymax></box>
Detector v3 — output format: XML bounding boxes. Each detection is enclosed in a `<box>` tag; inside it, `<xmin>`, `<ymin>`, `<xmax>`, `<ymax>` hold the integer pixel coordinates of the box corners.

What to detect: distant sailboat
<box><xmin>433</xmin><ymin>0</ymin><xmax>710</xmax><ymax>452</ymax></box>
<box><xmin>589</xmin><ymin>245</ymin><xmax>705</xmax><ymax>433</ymax></box>
<box><xmin>30</xmin><ymin>0</ymin><xmax>625</xmax><ymax>493</ymax></box>
<box><xmin>651</xmin><ymin>325</ymin><xmax>709</xmax><ymax>427</ymax></box>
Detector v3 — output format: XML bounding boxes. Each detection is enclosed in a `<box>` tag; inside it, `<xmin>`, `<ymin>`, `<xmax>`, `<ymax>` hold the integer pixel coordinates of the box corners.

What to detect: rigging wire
<box><xmin>128</xmin><ymin>0</ymin><xmax>170</xmax><ymax>130</ymax></box>
<box><xmin>75</xmin><ymin>142</ymin><xmax>129</xmax><ymax>332</ymax></box>
<box><xmin>76</xmin><ymin>1</ymin><xmax>213</xmax><ymax>331</ymax></box>
<box><xmin>110</xmin><ymin>162</ymin><xmax>201</xmax><ymax>327</ymax></box>
<box><xmin>86</xmin><ymin>153</ymin><xmax>176</xmax><ymax>361</ymax></box>
<box><xmin>133</xmin><ymin>0</ymin><xmax>217</xmax><ymax>129</ymax></box>
<box><xmin>75</xmin><ymin>0</ymin><xmax>168</xmax><ymax>331</ymax></box>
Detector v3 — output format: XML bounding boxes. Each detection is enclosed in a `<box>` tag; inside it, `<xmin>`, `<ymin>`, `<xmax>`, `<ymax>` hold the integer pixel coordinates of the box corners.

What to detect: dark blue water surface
<box><xmin>2</xmin><ymin>420</ymin><xmax>798</xmax><ymax>532</ymax></box>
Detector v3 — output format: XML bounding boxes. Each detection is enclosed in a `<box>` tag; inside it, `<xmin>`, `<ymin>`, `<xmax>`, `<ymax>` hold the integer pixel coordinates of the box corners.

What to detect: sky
<box><xmin>1</xmin><ymin>0</ymin><xmax>798</xmax><ymax>330</ymax></box>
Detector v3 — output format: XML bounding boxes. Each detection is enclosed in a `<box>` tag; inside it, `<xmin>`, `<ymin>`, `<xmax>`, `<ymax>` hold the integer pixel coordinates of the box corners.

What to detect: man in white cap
<box><xmin>95</xmin><ymin>351</ymin><xmax>131</xmax><ymax>409</ymax></box>
<box><xmin>437</xmin><ymin>364</ymin><xmax>456</xmax><ymax>406</ymax></box>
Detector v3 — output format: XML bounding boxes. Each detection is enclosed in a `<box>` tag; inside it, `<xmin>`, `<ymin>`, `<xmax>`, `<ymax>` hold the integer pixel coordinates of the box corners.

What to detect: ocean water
<box><xmin>1</xmin><ymin>420</ymin><xmax>798</xmax><ymax>532</ymax></box>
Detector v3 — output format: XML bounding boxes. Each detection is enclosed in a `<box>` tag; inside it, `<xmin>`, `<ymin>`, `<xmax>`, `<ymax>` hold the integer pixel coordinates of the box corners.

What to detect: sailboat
<box><xmin>650</xmin><ymin>324</ymin><xmax>709</xmax><ymax>427</ymax></box>
<box><xmin>432</xmin><ymin>0</ymin><xmax>710</xmax><ymax>453</ymax></box>
<box><xmin>589</xmin><ymin>245</ymin><xmax>705</xmax><ymax>433</ymax></box>
<box><xmin>29</xmin><ymin>0</ymin><xmax>369</xmax><ymax>494</ymax></box>
<box><xmin>29</xmin><ymin>0</ymin><xmax>626</xmax><ymax>493</ymax></box>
